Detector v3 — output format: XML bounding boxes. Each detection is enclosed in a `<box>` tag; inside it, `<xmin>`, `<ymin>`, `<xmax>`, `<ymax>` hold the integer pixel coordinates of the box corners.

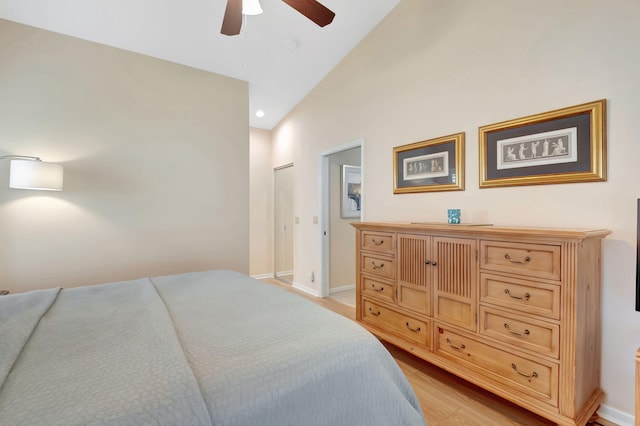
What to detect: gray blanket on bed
<box><xmin>0</xmin><ymin>270</ymin><xmax>425</xmax><ymax>425</ymax></box>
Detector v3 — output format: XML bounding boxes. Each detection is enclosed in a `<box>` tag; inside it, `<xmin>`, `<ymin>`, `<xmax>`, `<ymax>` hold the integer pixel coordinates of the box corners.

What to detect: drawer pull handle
<box><xmin>372</xmin><ymin>285</ymin><xmax>384</xmax><ymax>292</ymax></box>
<box><xmin>504</xmin><ymin>253</ymin><xmax>531</xmax><ymax>264</ymax></box>
<box><xmin>445</xmin><ymin>338</ymin><xmax>465</xmax><ymax>351</ymax></box>
<box><xmin>368</xmin><ymin>307</ymin><xmax>381</xmax><ymax>316</ymax></box>
<box><xmin>405</xmin><ymin>322</ymin><xmax>421</xmax><ymax>333</ymax></box>
<box><xmin>504</xmin><ymin>289</ymin><xmax>531</xmax><ymax>301</ymax></box>
<box><xmin>371</xmin><ymin>261</ymin><xmax>385</xmax><ymax>270</ymax></box>
<box><xmin>504</xmin><ymin>323</ymin><xmax>530</xmax><ymax>337</ymax></box>
<box><xmin>371</xmin><ymin>238</ymin><xmax>384</xmax><ymax>246</ymax></box>
<box><xmin>511</xmin><ymin>363</ymin><xmax>538</xmax><ymax>381</ymax></box>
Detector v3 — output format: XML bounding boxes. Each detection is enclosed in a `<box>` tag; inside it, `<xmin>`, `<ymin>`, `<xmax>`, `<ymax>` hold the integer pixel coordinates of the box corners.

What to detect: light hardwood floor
<box><xmin>328</xmin><ymin>288</ymin><xmax>355</xmax><ymax>307</ymax></box>
<box><xmin>262</xmin><ymin>278</ymin><xmax>616</xmax><ymax>426</ymax></box>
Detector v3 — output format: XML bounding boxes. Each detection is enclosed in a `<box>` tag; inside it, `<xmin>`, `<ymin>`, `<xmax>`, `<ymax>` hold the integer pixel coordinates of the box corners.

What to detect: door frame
<box><xmin>319</xmin><ymin>139</ymin><xmax>364</xmax><ymax>298</ymax></box>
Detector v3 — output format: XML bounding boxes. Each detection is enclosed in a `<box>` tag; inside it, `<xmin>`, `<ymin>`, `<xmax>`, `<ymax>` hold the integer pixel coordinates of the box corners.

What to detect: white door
<box><xmin>274</xmin><ymin>164</ymin><xmax>294</xmax><ymax>283</ymax></box>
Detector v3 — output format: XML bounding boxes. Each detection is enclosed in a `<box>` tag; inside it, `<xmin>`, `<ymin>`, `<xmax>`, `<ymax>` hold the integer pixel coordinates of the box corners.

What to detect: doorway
<box><xmin>274</xmin><ymin>164</ymin><xmax>294</xmax><ymax>284</ymax></box>
<box><xmin>321</xmin><ymin>141</ymin><xmax>363</xmax><ymax>304</ymax></box>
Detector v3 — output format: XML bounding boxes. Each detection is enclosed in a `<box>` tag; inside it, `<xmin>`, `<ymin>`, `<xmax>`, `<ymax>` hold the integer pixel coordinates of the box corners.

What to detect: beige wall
<box><xmin>249</xmin><ymin>128</ymin><xmax>273</xmax><ymax>277</ymax></box>
<box><xmin>329</xmin><ymin>147</ymin><xmax>361</xmax><ymax>290</ymax></box>
<box><xmin>0</xmin><ymin>19</ymin><xmax>250</xmax><ymax>292</ymax></box>
<box><xmin>272</xmin><ymin>0</ymin><xmax>640</xmax><ymax>421</ymax></box>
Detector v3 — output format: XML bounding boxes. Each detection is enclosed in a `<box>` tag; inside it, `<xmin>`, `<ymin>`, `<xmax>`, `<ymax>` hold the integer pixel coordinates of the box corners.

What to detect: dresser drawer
<box><xmin>361</xmin><ymin>231</ymin><xmax>396</xmax><ymax>254</ymax></box>
<box><xmin>480</xmin><ymin>273</ymin><xmax>560</xmax><ymax>320</ymax></box>
<box><xmin>361</xmin><ymin>274</ymin><xmax>395</xmax><ymax>304</ymax></box>
<box><xmin>361</xmin><ymin>253</ymin><xmax>395</xmax><ymax>280</ymax></box>
<box><xmin>480</xmin><ymin>241</ymin><xmax>561</xmax><ymax>281</ymax></box>
<box><xmin>480</xmin><ymin>307</ymin><xmax>559</xmax><ymax>359</ymax></box>
<box><xmin>362</xmin><ymin>299</ymin><xmax>430</xmax><ymax>346</ymax></box>
<box><xmin>435</xmin><ymin>325</ymin><xmax>558</xmax><ymax>407</ymax></box>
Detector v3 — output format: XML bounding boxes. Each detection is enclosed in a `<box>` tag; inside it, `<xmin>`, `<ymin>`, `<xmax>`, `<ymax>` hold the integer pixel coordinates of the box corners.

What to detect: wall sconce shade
<box><xmin>243</xmin><ymin>0</ymin><xmax>263</xmax><ymax>15</ymax></box>
<box><xmin>9</xmin><ymin>159</ymin><xmax>64</xmax><ymax>191</ymax></box>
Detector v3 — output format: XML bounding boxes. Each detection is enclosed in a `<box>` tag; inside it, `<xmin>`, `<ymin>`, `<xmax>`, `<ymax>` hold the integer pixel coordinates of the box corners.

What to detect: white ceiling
<box><xmin>0</xmin><ymin>0</ymin><xmax>401</xmax><ymax>129</ymax></box>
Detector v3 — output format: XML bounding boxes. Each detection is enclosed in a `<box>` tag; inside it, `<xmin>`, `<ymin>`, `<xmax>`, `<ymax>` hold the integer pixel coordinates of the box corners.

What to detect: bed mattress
<box><xmin>0</xmin><ymin>270</ymin><xmax>425</xmax><ymax>425</ymax></box>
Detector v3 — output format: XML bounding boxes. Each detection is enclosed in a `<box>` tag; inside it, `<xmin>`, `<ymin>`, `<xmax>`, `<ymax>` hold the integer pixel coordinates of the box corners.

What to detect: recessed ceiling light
<box><xmin>284</xmin><ymin>38</ymin><xmax>300</xmax><ymax>51</ymax></box>
<box><xmin>255</xmin><ymin>110</ymin><xmax>265</xmax><ymax>118</ymax></box>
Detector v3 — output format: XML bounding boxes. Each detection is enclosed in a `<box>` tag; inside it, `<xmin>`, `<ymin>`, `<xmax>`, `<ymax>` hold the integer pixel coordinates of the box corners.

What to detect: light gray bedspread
<box><xmin>0</xmin><ymin>270</ymin><xmax>425</xmax><ymax>425</ymax></box>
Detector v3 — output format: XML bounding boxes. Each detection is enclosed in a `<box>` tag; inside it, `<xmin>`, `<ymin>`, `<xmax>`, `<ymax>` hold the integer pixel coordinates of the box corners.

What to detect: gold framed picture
<box><xmin>393</xmin><ymin>132</ymin><xmax>465</xmax><ymax>193</ymax></box>
<box><xmin>479</xmin><ymin>99</ymin><xmax>606</xmax><ymax>188</ymax></box>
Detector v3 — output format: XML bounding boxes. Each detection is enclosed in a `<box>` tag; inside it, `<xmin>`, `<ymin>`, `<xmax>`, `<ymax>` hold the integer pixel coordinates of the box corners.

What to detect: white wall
<box><xmin>272</xmin><ymin>0</ymin><xmax>640</xmax><ymax>421</ymax></box>
<box><xmin>0</xmin><ymin>19</ymin><xmax>250</xmax><ymax>292</ymax></box>
<box><xmin>249</xmin><ymin>127</ymin><xmax>273</xmax><ymax>277</ymax></box>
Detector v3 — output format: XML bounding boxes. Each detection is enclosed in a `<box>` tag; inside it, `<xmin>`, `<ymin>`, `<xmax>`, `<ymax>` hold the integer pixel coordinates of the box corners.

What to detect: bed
<box><xmin>0</xmin><ymin>270</ymin><xmax>425</xmax><ymax>425</ymax></box>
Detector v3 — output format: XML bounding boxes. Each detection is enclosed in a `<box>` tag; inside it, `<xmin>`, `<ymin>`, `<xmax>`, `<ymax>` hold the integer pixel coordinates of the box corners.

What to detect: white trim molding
<box><xmin>251</xmin><ymin>273</ymin><xmax>275</xmax><ymax>280</ymax></box>
<box><xmin>598</xmin><ymin>404</ymin><xmax>633</xmax><ymax>426</ymax></box>
<box><xmin>330</xmin><ymin>284</ymin><xmax>355</xmax><ymax>295</ymax></box>
<box><xmin>292</xmin><ymin>282</ymin><xmax>321</xmax><ymax>297</ymax></box>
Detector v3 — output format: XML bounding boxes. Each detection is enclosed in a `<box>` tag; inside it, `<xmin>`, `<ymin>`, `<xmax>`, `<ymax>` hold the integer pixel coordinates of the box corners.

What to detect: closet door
<box><xmin>274</xmin><ymin>165</ymin><xmax>294</xmax><ymax>283</ymax></box>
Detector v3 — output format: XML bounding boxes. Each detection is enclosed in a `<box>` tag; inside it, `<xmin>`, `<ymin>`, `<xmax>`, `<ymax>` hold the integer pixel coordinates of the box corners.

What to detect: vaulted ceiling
<box><xmin>0</xmin><ymin>0</ymin><xmax>401</xmax><ymax>129</ymax></box>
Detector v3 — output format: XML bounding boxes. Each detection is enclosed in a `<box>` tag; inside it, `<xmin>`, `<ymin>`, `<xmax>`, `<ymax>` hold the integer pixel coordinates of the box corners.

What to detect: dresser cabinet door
<box><xmin>433</xmin><ymin>237</ymin><xmax>478</xmax><ymax>331</ymax></box>
<box><xmin>397</xmin><ymin>234</ymin><xmax>432</xmax><ymax>316</ymax></box>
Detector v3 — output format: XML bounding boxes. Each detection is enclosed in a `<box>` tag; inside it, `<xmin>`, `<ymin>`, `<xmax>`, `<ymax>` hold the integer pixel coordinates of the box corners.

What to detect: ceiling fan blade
<box><xmin>221</xmin><ymin>0</ymin><xmax>243</xmax><ymax>35</ymax></box>
<box><xmin>282</xmin><ymin>0</ymin><xmax>335</xmax><ymax>27</ymax></box>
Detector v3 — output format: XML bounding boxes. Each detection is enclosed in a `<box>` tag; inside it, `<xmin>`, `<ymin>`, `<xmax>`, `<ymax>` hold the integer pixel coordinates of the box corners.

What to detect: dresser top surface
<box><xmin>351</xmin><ymin>222</ymin><xmax>611</xmax><ymax>241</ymax></box>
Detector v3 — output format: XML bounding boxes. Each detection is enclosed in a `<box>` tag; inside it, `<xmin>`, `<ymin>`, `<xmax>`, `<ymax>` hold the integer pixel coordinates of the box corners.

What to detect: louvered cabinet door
<box><xmin>397</xmin><ymin>234</ymin><xmax>432</xmax><ymax>316</ymax></box>
<box><xmin>433</xmin><ymin>236</ymin><xmax>477</xmax><ymax>331</ymax></box>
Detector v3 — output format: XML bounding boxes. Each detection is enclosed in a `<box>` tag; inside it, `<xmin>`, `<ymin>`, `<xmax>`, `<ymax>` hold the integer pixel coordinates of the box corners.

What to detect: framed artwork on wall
<box><xmin>341</xmin><ymin>165</ymin><xmax>361</xmax><ymax>218</ymax></box>
<box><xmin>393</xmin><ymin>132</ymin><xmax>465</xmax><ymax>193</ymax></box>
<box><xmin>479</xmin><ymin>99</ymin><xmax>607</xmax><ymax>188</ymax></box>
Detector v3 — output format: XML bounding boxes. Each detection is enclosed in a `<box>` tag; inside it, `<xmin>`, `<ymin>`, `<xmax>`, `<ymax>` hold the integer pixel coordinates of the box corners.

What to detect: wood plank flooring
<box><xmin>262</xmin><ymin>278</ymin><xmax>616</xmax><ymax>426</ymax></box>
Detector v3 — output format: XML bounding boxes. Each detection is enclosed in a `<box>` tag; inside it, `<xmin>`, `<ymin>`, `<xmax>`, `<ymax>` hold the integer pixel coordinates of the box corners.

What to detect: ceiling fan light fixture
<box><xmin>242</xmin><ymin>0</ymin><xmax>263</xmax><ymax>16</ymax></box>
<box><xmin>222</xmin><ymin>0</ymin><xmax>334</xmax><ymax>36</ymax></box>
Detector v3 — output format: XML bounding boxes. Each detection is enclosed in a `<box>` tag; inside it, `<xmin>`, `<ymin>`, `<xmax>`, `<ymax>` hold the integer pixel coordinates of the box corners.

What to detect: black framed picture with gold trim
<box><xmin>393</xmin><ymin>132</ymin><xmax>465</xmax><ymax>194</ymax></box>
<box><xmin>479</xmin><ymin>99</ymin><xmax>606</xmax><ymax>188</ymax></box>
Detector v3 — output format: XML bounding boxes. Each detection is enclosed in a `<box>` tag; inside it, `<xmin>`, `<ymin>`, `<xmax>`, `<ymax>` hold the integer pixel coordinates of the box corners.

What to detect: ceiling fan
<box><xmin>221</xmin><ymin>0</ymin><xmax>335</xmax><ymax>36</ymax></box>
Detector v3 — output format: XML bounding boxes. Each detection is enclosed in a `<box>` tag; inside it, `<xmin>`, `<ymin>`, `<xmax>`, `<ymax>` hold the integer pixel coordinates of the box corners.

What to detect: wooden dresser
<box><xmin>353</xmin><ymin>222</ymin><xmax>610</xmax><ymax>426</ymax></box>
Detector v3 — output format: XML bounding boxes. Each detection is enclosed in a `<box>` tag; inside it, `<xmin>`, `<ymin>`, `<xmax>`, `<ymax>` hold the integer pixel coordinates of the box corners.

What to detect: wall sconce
<box><xmin>0</xmin><ymin>155</ymin><xmax>64</xmax><ymax>191</ymax></box>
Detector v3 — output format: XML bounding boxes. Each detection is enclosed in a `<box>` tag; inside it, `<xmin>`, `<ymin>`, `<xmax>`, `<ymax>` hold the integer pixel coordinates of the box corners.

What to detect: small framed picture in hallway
<box><xmin>341</xmin><ymin>165</ymin><xmax>361</xmax><ymax>218</ymax></box>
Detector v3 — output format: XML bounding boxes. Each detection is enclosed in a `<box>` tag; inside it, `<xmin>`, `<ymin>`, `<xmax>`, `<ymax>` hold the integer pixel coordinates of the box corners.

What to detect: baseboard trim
<box><xmin>330</xmin><ymin>284</ymin><xmax>355</xmax><ymax>294</ymax></box>
<box><xmin>598</xmin><ymin>404</ymin><xmax>634</xmax><ymax>426</ymax></box>
<box><xmin>275</xmin><ymin>270</ymin><xmax>293</xmax><ymax>278</ymax></box>
<box><xmin>251</xmin><ymin>273</ymin><xmax>274</xmax><ymax>280</ymax></box>
<box><xmin>292</xmin><ymin>282</ymin><xmax>320</xmax><ymax>297</ymax></box>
